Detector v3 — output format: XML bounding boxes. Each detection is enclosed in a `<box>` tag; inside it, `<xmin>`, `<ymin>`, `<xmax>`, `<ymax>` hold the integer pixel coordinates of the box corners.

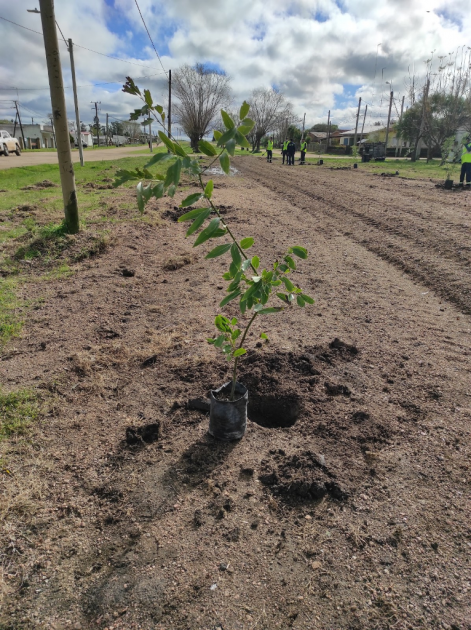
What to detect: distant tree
<box><xmin>310</xmin><ymin>123</ymin><xmax>338</xmax><ymax>133</ymax></box>
<box><xmin>287</xmin><ymin>124</ymin><xmax>302</xmax><ymax>143</ymax></box>
<box><xmin>248</xmin><ymin>88</ymin><xmax>292</xmax><ymax>152</ymax></box>
<box><xmin>121</xmin><ymin>121</ymin><xmax>141</xmax><ymax>139</ymax></box>
<box><xmin>173</xmin><ymin>64</ymin><xmax>232</xmax><ymax>152</ymax></box>
<box><xmin>0</xmin><ymin>119</ymin><xmax>12</xmax><ymax>124</ymax></box>
<box><xmin>109</xmin><ymin>121</ymin><xmax>124</xmax><ymax>136</ymax></box>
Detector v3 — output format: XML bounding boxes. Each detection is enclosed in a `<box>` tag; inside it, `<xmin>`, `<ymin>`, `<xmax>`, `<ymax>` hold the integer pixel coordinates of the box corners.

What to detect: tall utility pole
<box><xmin>92</xmin><ymin>102</ymin><xmax>100</xmax><ymax>147</ymax></box>
<box><xmin>68</xmin><ymin>39</ymin><xmax>84</xmax><ymax>166</ymax></box>
<box><xmin>167</xmin><ymin>69</ymin><xmax>172</xmax><ymax>138</ymax></box>
<box><xmin>395</xmin><ymin>95</ymin><xmax>405</xmax><ymax>157</ymax></box>
<box><xmin>384</xmin><ymin>90</ymin><xmax>394</xmax><ymax>154</ymax></box>
<box><xmin>14</xmin><ymin>102</ymin><xmax>25</xmax><ymax>149</ymax></box>
<box><xmin>360</xmin><ymin>104</ymin><xmax>368</xmax><ymax>141</ymax></box>
<box><xmin>301</xmin><ymin>112</ymin><xmax>306</xmax><ymax>141</ymax></box>
<box><xmin>106</xmin><ymin>113</ymin><xmax>109</xmax><ymax>146</ymax></box>
<box><xmin>414</xmin><ymin>80</ymin><xmax>429</xmax><ymax>161</ymax></box>
<box><xmin>39</xmin><ymin>0</ymin><xmax>79</xmax><ymax>233</ymax></box>
<box><xmin>326</xmin><ymin>110</ymin><xmax>331</xmax><ymax>149</ymax></box>
<box><xmin>353</xmin><ymin>97</ymin><xmax>362</xmax><ymax>150</ymax></box>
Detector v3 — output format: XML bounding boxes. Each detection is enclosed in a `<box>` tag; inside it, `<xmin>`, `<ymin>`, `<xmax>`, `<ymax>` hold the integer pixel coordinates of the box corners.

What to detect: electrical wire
<box><xmin>0</xmin><ymin>71</ymin><xmax>167</xmax><ymax>92</ymax></box>
<box><xmin>133</xmin><ymin>0</ymin><xmax>167</xmax><ymax>75</ymax></box>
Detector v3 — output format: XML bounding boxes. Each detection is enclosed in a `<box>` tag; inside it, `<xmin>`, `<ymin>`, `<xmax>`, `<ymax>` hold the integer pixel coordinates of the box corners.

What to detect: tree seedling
<box><xmin>115</xmin><ymin>78</ymin><xmax>314</xmax><ymax>400</ymax></box>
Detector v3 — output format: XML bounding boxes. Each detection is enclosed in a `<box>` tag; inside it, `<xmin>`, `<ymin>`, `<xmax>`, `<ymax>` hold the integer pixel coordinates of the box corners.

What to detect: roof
<box><xmin>339</xmin><ymin>124</ymin><xmax>393</xmax><ymax>136</ymax></box>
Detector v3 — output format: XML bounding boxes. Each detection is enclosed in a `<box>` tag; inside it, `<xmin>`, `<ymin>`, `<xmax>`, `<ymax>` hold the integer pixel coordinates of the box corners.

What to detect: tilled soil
<box><xmin>1</xmin><ymin>157</ymin><xmax>470</xmax><ymax>630</ymax></box>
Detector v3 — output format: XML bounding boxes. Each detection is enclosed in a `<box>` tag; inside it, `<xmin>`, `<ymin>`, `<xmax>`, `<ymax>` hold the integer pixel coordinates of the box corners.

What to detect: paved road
<box><xmin>0</xmin><ymin>145</ymin><xmax>148</xmax><ymax>170</ymax></box>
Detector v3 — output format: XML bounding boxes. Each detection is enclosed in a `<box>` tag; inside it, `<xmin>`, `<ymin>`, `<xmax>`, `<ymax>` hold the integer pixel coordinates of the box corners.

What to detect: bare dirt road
<box><xmin>0</xmin><ymin>145</ymin><xmax>146</xmax><ymax>170</ymax></box>
<box><xmin>1</xmin><ymin>157</ymin><xmax>470</xmax><ymax>630</ymax></box>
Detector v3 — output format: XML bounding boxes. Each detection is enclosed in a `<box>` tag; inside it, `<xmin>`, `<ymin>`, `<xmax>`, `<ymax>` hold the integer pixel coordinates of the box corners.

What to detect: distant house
<box><xmin>0</xmin><ymin>122</ymin><xmax>56</xmax><ymax>149</ymax></box>
<box><xmin>337</xmin><ymin>123</ymin><xmax>411</xmax><ymax>150</ymax></box>
<box><xmin>307</xmin><ymin>129</ymin><xmax>348</xmax><ymax>146</ymax></box>
<box><xmin>75</xmin><ymin>131</ymin><xmax>93</xmax><ymax>147</ymax></box>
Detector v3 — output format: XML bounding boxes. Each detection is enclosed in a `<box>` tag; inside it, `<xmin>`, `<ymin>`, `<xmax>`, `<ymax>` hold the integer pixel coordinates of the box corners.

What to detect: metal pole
<box><xmin>68</xmin><ymin>39</ymin><xmax>84</xmax><ymax>166</ymax></box>
<box><xmin>353</xmin><ymin>97</ymin><xmax>361</xmax><ymax>149</ymax></box>
<box><xmin>384</xmin><ymin>91</ymin><xmax>393</xmax><ymax>154</ymax></box>
<box><xmin>395</xmin><ymin>95</ymin><xmax>405</xmax><ymax>157</ymax></box>
<box><xmin>39</xmin><ymin>0</ymin><xmax>79</xmax><ymax>233</ymax></box>
<box><xmin>301</xmin><ymin>112</ymin><xmax>306</xmax><ymax>141</ymax></box>
<box><xmin>95</xmin><ymin>103</ymin><xmax>100</xmax><ymax>148</ymax></box>
<box><xmin>168</xmin><ymin>69</ymin><xmax>172</xmax><ymax>138</ymax></box>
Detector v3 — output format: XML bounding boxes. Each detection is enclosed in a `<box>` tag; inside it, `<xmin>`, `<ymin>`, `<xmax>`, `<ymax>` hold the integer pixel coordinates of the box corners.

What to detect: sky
<box><xmin>0</xmin><ymin>0</ymin><xmax>470</xmax><ymax>132</ymax></box>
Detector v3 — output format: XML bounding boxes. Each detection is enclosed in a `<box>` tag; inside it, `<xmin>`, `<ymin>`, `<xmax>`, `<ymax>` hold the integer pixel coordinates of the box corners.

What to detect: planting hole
<box><xmin>248</xmin><ymin>393</ymin><xmax>302</xmax><ymax>428</ymax></box>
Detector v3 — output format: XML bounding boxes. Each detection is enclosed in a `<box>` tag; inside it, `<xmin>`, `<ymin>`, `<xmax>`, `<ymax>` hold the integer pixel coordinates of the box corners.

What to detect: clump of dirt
<box><xmin>125</xmin><ymin>422</ymin><xmax>160</xmax><ymax>446</ymax></box>
<box><xmin>21</xmin><ymin>179</ymin><xmax>57</xmax><ymax>191</ymax></box>
<box><xmin>259</xmin><ymin>449</ymin><xmax>350</xmax><ymax>502</ymax></box>
<box><xmin>163</xmin><ymin>254</ymin><xmax>193</xmax><ymax>270</ymax></box>
<box><xmin>15</xmin><ymin>204</ymin><xmax>39</xmax><ymax>213</ymax></box>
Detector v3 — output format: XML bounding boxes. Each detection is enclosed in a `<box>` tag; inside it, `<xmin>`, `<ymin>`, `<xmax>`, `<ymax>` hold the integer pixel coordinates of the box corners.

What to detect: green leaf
<box><xmin>221</xmin><ymin>110</ymin><xmax>235</xmax><ymax>129</ymax></box>
<box><xmin>137</xmin><ymin>182</ymin><xmax>145</xmax><ymax>214</ymax></box>
<box><xmin>231</xmin><ymin>329</ymin><xmax>241</xmax><ymax>340</ymax></box>
<box><xmin>291</xmin><ymin>246</ymin><xmax>308</xmax><ymax>259</ymax></box>
<box><xmin>158</xmin><ymin>131</ymin><xmax>175</xmax><ymax>153</ymax></box>
<box><xmin>242</xmin><ymin>259</ymin><xmax>252</xmax><ymax>271</ymax></box>
<box><xmin>180</xmin><ymin>192</ymin><xmax>203</xmax><ymax>208</ymax></box>
<box><xmin>144</xmin><ymin>152</ymin><xmax>173</xmax><ymax>168</ymax></box>
<box><xmin>173</xmin><ymin>143</ymin><xmax>188</xmax><ymax>158</ymax></box>
<box><xmin>219</xmin><ymin>151</ymin><xmax>230</xmax><ymax>175</ymax></box>
<box><xmin>113</xmin><ymin>169</ymin><xmax>141</xmax><ymax>187</ymax></box>
<box><xmin>152</xmin><ymin>182</ymin><xmax>164</xmax><ymax>199</ymax></box>
<box><xmin>260</xmin><ymin>332</ymin><xmax>268</xmax><ymax>340</ymax></box>
<box><xmin>205</xmin><ymin>243</ymin><xmax>232</xmax><ymax>259</ymax></box>
<box><xmin>143</xmin><ymin>89</ymin><xmax>153</xmax><ymax>107</ymax></box>
<box><xmin>213</xmin><ymin>334</ymin><xmax>226</xmax><ymax>348</ymax></box>
<box><xmin>205</xmin><ymin>180</ymin><xmax>214</xmax><ymax>199</ymax></box>
<box><xmin>167</xmin><ymin>184</ymin><xmax>176</xmax><ymax>198</ymax></box>
<box><xmin>239</xmin><ymin>118</ymin><xmax>255</xmax><ymax>134</ymax></box>
<box><xmin>222</xmin><ymin>272</ymin><xmax>232</xmax><ymax>280</ymax></box>
<box><xmin>284</xmin><ymin>255</ymin><xmax>296</xmax><ymax>270</ymax></box>
<box><xmin>252</xmin><ymin>275</ymin><xmax>262</xmax><ymax>283</ymax></box>
<box><xmin>217</xmin><ymin>127</ymin><xmax>237</xmax><ymax>147</ymax></box>
<box><xmin>231</xmin><ymin>243</ymin><xmax>242</xmax><ymax>268</ymax></box>
<box><xmin>239</xmin><ymin>101</ymin><xmax>250</xmax><ymax>120</ymax></box>
<box><xmin>296</xmin><ymin>295</ymin><xmax>306</xmax><ymax>307</ymax></box>
<box><xmin>220</xmin><ymin>289</ymin><xmax>241</xmax><ymax>307</ymax></box>
<box><xmin>252</xmin><ymin>255</ymin><xmax>260</xmax><ymax>269</ymax></box>
<box><xmin>277</xmin><ymin>292</ymin><xmax>290</xmax><ymax>304</ymax></box>
<box><xmin>301</xmin><ymin>293</ymin><xmax>315</xmax><ymax>304</ymax></box>
<box><xmin>240</xmin><ymin>237</ymin><xmax>254</xmax><ymax>250</ymax></box>
<box><xmin>156</xmin><ymin>104</ymin><xmax>163</xmax><ymax>115</ymax></box>
<box><xmin>186</xmin><ymin>208</ymin><xmax>211</xmax><ymax>236</ymax></box>
<box><xmin>141</xmin><ymin>118</ymin><xmax>153</xmax><ymax>126</ymax></box>
<box><xmin>235</xmin><ymin>130</ymin><xmax>251</xmax><ymax>148</ymax></box>
<box><xmin>215</xmin><ymin>314</ymin><xmax>231</xmax><ymax>332</ymax></box>
<box><xmin>178</xmin><ymin>207</ymin><xmax>209</xmax><ymax>222</ymax></box>
<box><xmin>257</xmin><ymin>307</ymin><xmax>284</xmax><ymax>315</ymax></box>
<box><xmin>209</xmin><ymin>228</ymin><xmax>227</xmax><ymax>239</ymax></box>
<box><xmin>213</xmin><ymin>130</ymin><xmax>222</xmax><ymax>141</ymax></box>
<box><xmin>233</xmin><ymin>348</ymin><xmax>246</xmax><ymax>358</ymax></box>
<box><xmin>225</xmin><ymin>138</ymin><xmax>236</xmax><ymax>156</ymax></box>
<box><xmin>199</xmin><ymin>140</ymin><xmax>218</xmax><ymax>156</ymax></box>
<box><xmin>193</xmin><ymin>218</ymin><xmax>220</xmax><ymax>247</ymax></box>
<box><xmin>282</xmin><ymin>276</ymin><xmax>295</xmax><ymax>291</ymax></box>
<box><xmin>165</xmin><ymin>158</ymin><xmax>181</xmax><ymax>187</ymax></box>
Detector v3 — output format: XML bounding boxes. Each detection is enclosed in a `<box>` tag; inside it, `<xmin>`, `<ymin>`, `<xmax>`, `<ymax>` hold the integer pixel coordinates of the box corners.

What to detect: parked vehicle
<box><xmin>0</xmin><ymin>130</ymin><xmax>21</xmax><ymax>156</ymax></box>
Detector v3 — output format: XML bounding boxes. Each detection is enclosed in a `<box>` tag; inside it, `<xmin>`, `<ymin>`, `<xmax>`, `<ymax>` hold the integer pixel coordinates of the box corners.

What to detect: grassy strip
<box><xmin>0</xmin><ymin>388</ymin><xmax>39</xmax><ymax>442</ymax></box>
<box><xmin>0</xmin><ymin>277</ymin><xmax>23</xmax><ymax>346</ymax></box>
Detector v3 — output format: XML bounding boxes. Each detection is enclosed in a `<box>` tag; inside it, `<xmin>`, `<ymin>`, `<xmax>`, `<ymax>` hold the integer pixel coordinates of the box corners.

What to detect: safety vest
<box><xmin>301</xmin><ymin>141</ymin><xmax>307</xmax><ymax>151</ymax></box>
<box><xmin>283</xmin><ymin>141</ymin><xmax>289</xmax><ymax>151</ymax></box>
<box><xmin>462</xmin><ymin>143</ymin><xmax>471</xmax><ymax>163</ymax></box>
<box><xmin>267</xmin><ymin>140</ymin><xmax>273</xmax><ymax>150</ymax></box>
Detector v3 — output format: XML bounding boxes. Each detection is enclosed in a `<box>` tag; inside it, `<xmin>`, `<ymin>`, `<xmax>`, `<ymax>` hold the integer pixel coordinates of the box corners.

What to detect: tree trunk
<box><xmin>189</xmin><ymin>133</ymin><xmax>200</xmax><ymax>153</ymax></box>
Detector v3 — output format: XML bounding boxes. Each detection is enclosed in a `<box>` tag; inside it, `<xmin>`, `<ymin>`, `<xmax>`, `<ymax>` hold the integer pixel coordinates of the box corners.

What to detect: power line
<box><xmin>133</xmin><ymin>0</ymin><xmax>167</xmax><ymax>75</ymax></box>
<box><xmin>0</xmin><ymin>14</ymin><xmax>164</xmax><ymax>71</ymax></box>
<box><xmin>0</xmin><ymin>71</ymin><xmax>167</xmax><ymax>92</ymax></box>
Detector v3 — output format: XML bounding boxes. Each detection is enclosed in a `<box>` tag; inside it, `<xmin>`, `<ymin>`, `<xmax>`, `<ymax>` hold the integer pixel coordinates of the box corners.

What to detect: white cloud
<box><xmin>1</xmin><ymin>0</ymin><xmax>470</xmax><ymax>129</ymax></box>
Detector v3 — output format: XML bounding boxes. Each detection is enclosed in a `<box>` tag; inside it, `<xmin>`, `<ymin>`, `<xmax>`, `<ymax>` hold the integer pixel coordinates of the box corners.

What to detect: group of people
<box><xmin>265</xmin><ymin>138</ymin><xmax>308</xmax><ymax>165</ymax></box>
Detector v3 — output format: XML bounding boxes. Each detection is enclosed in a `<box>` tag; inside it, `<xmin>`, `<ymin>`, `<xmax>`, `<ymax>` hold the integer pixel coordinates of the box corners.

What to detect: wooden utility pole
<box><xmin>326</xmin><ymin>110</ymin><xmax>331</xmax><ymax>148</ymax></box>
<box><xmin>395</xmin><ymin>95</ymin><xmax>405</xmax><ymax>157</ymax></box>
<box><xmin>360</xmin><ymin>104</ymin><xmax>368</xmax><ymax>140</ymax></box>
<box><xmin>68</xmin><ymin>39</ymin><xmax>84</xmax><ymax>166</ymax></box>
<box><xmin>39</xmin><ymin>0</ymin><xmax>79</xmax><ymax>233</ymax></box>
<box><xmin>92</xmin><ymin>102</ymin><xmax>100</xmax><ymax>147</ymax></box>
<box><xmin>301</xmin><ymin>112</ymin><xmax>306</xmax><ymax>141</ymax></box>
<box><xmin>353</xmin><ymin>97</ymin><xmax>362</xmax><ymax>150</ymax></box>
<box><xmin>149</xmin><ymin>120</ymin><xmax>153</xmax><ymax>152</ymax></box>
<box><xmin>106</xmin><ymin>113</ymin><xmax>109</xmax><ymax>146</ymax></box>
<box><xmin>167</xmin><ymin>69</ymin><xmax>172</xmax><ymax>138</ymax></box>
<box><xmin>14</xmin><ymin>102</ymin><xmax>25</xmax><ymax>149</ymax></box>
<box><xmin>384</xmin><ymin>91</ymin><xmax>393</xmax><ymax>154</ymax></box>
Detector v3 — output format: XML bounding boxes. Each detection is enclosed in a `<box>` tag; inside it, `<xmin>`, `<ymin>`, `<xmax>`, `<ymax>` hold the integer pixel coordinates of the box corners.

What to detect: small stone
<box><xmin>121</xmin><ymin>268</ymin><xmax>135</xmax><ymax>277</ymax></box>
<box><xmin>311</xmin><ymin>561</ymin><xmax>322</xmax><ymax>570</ymax></box>
<box><xmin>210</xmin><ymin>583</ymin><xmax>217</xmax><ymax>591</ymax></box>
<box><xmin>219</xmin><ymin>563</ymin><xmax>227</xmax><ymax>571</ymax></box>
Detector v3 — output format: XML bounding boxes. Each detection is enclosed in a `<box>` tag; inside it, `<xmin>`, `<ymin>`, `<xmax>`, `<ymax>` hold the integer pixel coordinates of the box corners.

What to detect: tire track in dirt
<box><xmin>236</xmin><ymin>158</ymin><xmax>471</xmax><ymax>314</ymax></box>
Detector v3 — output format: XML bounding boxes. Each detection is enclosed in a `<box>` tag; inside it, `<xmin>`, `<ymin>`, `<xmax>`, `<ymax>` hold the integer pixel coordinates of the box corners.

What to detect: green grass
<box><xmin>0</xmin><ymin>388</ymin><xmax>40</xmax><ymax>442</ymax></box>
<box><xmin>0</xmin><ymin>277</ymin><xmax>23</xmax><ymax>346</ymax></box>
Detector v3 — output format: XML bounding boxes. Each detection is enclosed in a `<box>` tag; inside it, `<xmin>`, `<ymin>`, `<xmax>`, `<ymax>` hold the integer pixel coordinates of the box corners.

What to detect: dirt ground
<box><xmin>0</xmin><ymin>146</ymin><xmax>145</xmax><ymax>170</ymax></box>
<box><xmin>1</xmin><ymin>157</ymin><xmax>470</xmax><ymax>630</ymax></box>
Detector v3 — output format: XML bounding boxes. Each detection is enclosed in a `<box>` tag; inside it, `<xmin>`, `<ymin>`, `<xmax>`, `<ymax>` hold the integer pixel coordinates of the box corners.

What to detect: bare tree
<box><xmin>173</xmin><ymin>64</ymin><xmax>232</xmax><ymax>151</ymax></box>
<box><xmin>248</xmin><ymin>88</ymin><xmax>292</xmax><ymax>151</ymax></box>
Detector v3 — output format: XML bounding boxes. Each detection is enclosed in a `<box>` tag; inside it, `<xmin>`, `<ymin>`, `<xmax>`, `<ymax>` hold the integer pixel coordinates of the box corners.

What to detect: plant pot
<box><xmin>444</xmin><ymin>179</ymin><xmax>453</xmax><ymax>189</ymax></box>
<box><xmin>209</xmin><ymin>381</ymin><xmax>248</xmax><ymax>441</ymax></box>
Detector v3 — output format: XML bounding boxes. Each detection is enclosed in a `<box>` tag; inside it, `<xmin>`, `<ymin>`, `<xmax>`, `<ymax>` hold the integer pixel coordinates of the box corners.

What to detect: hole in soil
<box><xmin>248</xmin><ymin>393</ymin><xmax>302</xmax><ymax>428</ymax></box>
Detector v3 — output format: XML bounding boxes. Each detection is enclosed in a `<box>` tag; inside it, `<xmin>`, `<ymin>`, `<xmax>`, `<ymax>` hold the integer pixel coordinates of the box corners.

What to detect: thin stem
<box><xmin>230</xmin><ymin>311</ymin><xmax>258</xmax><ymax>400</ymax></box>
